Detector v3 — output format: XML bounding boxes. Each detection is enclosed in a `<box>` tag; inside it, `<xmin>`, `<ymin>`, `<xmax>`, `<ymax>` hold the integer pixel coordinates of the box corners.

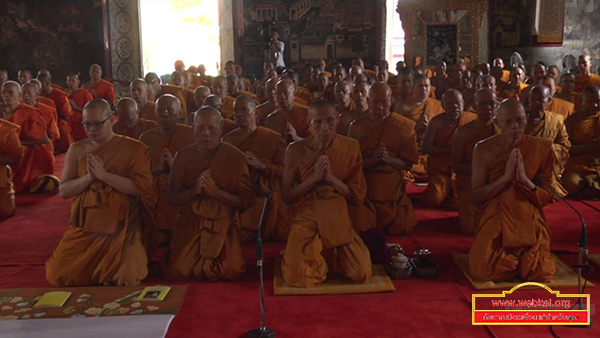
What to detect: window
<box><xmin>385</xmin><ymin>0</ymin><xmax>406</xmax><ymax>66</ymax></box>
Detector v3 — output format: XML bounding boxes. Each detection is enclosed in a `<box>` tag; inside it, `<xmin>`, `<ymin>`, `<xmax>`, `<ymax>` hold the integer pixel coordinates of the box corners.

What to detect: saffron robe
<box><xmin>162</xmin><ymin>142</ymin><xmax>255</xmax><ymax>281</ymax></box>
<box><xmin>47</xmin><ymin>89</ymin><xmax>74</xmax><ymax>153</ymax></box>
<box><xmin>157</xmin><ymin>85</ymin><xmax>188</xmax><ymax>117</ymax></box>
<box><xmin>549</xmin><ymin>97</ymin><xmax>574</xmax><ymax>120</ymax></box>
<box><xmin>423</xmin><ymin>112</ymin><xmax>477</xmax><ymax>207</ymax></box>
<box><xmin>355</xmin><ymin>113</ymin><xmax>419</xmax><ymax>234</ymax></box>
<box><xmin>46</xmin><ymin>136</ymin><xmax>156</xmax><ymax>286</ymax></box>
<box><xmin>265</xmin><ymin>103</ymin><xmax>313</xmax><ymax>143</ymax></box>
<box><xmin>524</xmin><ymin>111</ymin><xmax>571</xmax><ymax>198</ymax></box>
<box><xmin>469</xmin><ymin>135</ymin><xmax>556</xmax><ymax>282</ymax></box>
<box><xmin>0</xmin><ymin>119</ymin><xmax>24</xmax><ymax>216</ymax></box>
<box><xmin>35</xmin><ymin>102</ymin><xmax>60</xmax><ymax>142</ymax></box>
<box><xmin>222</xmin><ymin>126</ymin><xmax>287</xmax><ymax>242</ymax></box>
<box><xmin>221</xmin><ymin>95</ymin><xmax>236</xmax><ymax>119</ymax></box>
<box><xmin>453</xmin><ymin>121</ymin><xmax>500</xmax><ymax>234</ymax></box>
<box><xmin>88</xmin><ymin>79</ymin><xmax>116</xmax><ymax>105</ymax></box>
<box><xmin>6</xmin><ymin>104</ymin><xmax>55</xmax><ymax>193</ymax></box>
<box><xmin>68</xmin><ymin>88</ymin><xmax>93</xmax><ymax>141</ymax></box>
<box><xmin>282</xmin><ymin>135</ymin><xmax>372</xmax><ymax>287</ymax></box>
<box><xmin>564</xmin><ymin>112</ymin><xmax>600</xmax><ymax>176</ymax></box>
<box><xmin>112</xmin><ymin>118</ymin><xmax>157</xmax><ymax>140</ymax></box>
<box><xmin>574</xmin><ymin>73</ymin><xmax>600</xmax><ymax>94</ymax></box>
<box><xmin>139</xmin><ymin>101</ymin><xmax>157</xmax><ymax>122</ymax></box>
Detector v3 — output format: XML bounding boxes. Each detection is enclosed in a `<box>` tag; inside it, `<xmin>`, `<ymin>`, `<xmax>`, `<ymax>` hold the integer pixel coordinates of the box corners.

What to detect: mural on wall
<box><xmin>241</xmin><ymin>0</ymin><xmax>378</xmax><ymax>77</ymax></box>
<box><xmin>563</xmin><ymin>0</ymin><xmax>600</xmax><ymax>71</ymax></box>
<box><xmin>426</xmin><ymin>25</ymin><xmax>457</xmax><ymax>65</ymax></box>
<box><xmin>490</xmin><ymin>0</ymin><xmax>533</xmax><ymax>48</ymax></box>
<box><xmin>0</xmin><ymin>1</ymin><xmax>105</xmax><ymax>86</ymax></box>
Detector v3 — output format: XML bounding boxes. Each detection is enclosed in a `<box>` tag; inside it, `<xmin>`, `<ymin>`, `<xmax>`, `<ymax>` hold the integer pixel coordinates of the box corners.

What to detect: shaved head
<box><xmin>203</xmin><ymin>94</ymin><xmax>223</xmax><ymax>112</ymax></box>
<box><xmin>116</xmin><ymin>97</ymin><xmax>139</xmax><ymax>128</ymax></box>
<box><xmin>37</xmin><ymin>73</ymin><xmax>51</xmax><ymax>85</ymax></box>
<box><xmin>442</xmin><ymin>89</ymin><xmax>464</xmax><ymax>120</ymax></box>
<box><xmin>18</xmin><ymin>70</ymin><xmax>32</xmax><ymax>85</ymax></box>
<box><xmin>368</xmin><ymin>82</ymin><xmax>392</xmax><ymax>121</ymax></box>
<box><xmin>193</xmin><ymin>86</ymin><xmax>211</xmax><ymax>106</ymax></box>
<box><xmin>117</xmin><ymin>97</ymin><xmax>138</xmax><ymax>111</ymax></box>
<box><xmin>83</xmin><ymin>98</ymin><xmax>112</xmax><ymax>118</ymax></box>
<box><xmin>21</xmin><ymin>82</ymin><xmax>39</xmax><ymax>105</ymax></box>
<box><xmin>497</xmin><ymin>98</ymin><xmax>525</xmax><ymax>120</ymax></box>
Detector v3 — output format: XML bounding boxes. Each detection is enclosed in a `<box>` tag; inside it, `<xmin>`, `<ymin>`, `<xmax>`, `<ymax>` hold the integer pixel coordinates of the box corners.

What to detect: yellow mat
<box><xmin>589</xmin><ymin>253</ymin><xmax>600</xmax><ymax>267</ymax></box>
<box><xmin>451</xmin><ymin>251</ymin><xmax>594</xmax><ymax>290</ymax></box>
<box><xmin>273</xmin><ymin>257</ymin><xmax>395</xmax><ymax>296</ymax></box>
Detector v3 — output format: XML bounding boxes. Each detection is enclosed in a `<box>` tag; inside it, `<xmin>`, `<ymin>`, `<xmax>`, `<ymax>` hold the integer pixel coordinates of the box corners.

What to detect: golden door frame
<box><xmin>397</xmin><ymin>0</ymin><xmax>488</xmax><ymax>67</ymax></box>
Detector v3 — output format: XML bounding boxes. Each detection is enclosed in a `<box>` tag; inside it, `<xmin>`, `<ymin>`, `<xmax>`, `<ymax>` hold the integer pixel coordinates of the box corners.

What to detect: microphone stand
<box><xmin>248</xmin><ymin>194</ymin><xmax>275</xmax><ymax>338</ymax></box>
<box><xmin>534</xmin><ymin>177</ymin><xmax>592</xmax><ymax>326</ymax></box>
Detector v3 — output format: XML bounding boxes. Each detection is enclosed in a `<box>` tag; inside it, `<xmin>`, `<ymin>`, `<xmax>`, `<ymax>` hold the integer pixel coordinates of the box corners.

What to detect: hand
<box><xmin>515</xmin><ymin>150</ymin><xmax>534</xmax><ymax>189</ymax></box>
<box><xmin>87</xmin><ymin>155</ymin><xmax>107</xmax><ymax>181</ymax></box>
<box><xmin>286</xmin><ymin>122</ymin><xmax>299</xmax><ymax>141</ymax></box>
<box><xmin>162</xmin><ymin>149</ymin><xmax>174</xmax><ymax>171</ymax></box>
<box><xmin>322</xmin><ymin>156</ymin><xmax>335</xmax><ymax>184</ymax></box>
<box><xmin>415</xmin><ymin>115</ymin><xmax>429</xmax><ymax>133</ymax></box>
<box><xmin>247</xmin><ymin>152</ymin><xmax>266</xmax><ymax>171</ymax></box>
<box><xmin>311</xmin><ymin>155</ymin><xmax>328</xmax><ymax>184</ymax></box>
<box><xmin>376</xmin><ymin>143</ymin><xmax>394</xmax><ymax>164</ymax></box>
<box><xmin>199</xmin><ymin>170</ymin><xmax>218</xmax><ymax>197</ymax></box>
<box><xmin>503</xmin><ymin>149</ymin><xmax>518</xmax><ymax>182</ymax></box>
<box><xmin>86</xmin><ymin>156</ymin><xmax>96</xmax><ymax>180</ymax></box>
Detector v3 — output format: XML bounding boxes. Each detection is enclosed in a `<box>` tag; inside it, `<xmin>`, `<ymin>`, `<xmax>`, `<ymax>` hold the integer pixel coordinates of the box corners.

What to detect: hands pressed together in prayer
<box><xmin>193</xmin><ymin>170</ymin><xmax>218</xmax><ymax>197</ymax></box>
<box><xmin>246</xmin><ymin>151</ymin><xmax>266</xmax><ymax>171</ymax></box>
<box><xmin>374</xmin><ymin>143</ymin><xmax>394</xmax><ymax>164</ymax></box>
<box><xmin>153</xmin><ymin>149</ymin><xmax>174</xmax><ymax>175</ymax></box>
<box><xmin>286</xmin><ymin>122</ymin><xmax>300</xmax><ymax>142</ymax></box>
<box><xmin>503</xmin><ymin>148</ymin><xmax>536</xmax><ymax>190</ymax></box>
<box><xmin>311</xmin><ymin>155</ymin><xmax>334</xmax><ymax>184</ymax></box>
<box><xmin>86</xmin><ymin>154</ymin><xmax>108</xmax><ymax>181</ymax></box>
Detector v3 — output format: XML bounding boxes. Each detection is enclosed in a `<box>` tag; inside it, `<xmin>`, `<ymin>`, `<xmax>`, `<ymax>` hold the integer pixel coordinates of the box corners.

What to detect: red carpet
<box><xmin>1</xmin><ymin>154</ymin><xmax>599</xmax><ymax>338</ymax></box>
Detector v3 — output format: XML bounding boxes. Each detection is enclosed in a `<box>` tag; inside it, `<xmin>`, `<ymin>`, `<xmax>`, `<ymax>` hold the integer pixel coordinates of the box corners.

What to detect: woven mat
<box><xmin>452</xmin><ymin>251</ymin><xmax>594</xmax><ymax>290</ymax></box>
<box><xmin>273</xmin><ymin>256</ymin><xmax>395</xmax><ymax>296</ymax></box>
<box><xmin>0</xmin><ymin>285</ymin><xmax>187</xmax><ymax>320</ymax></box>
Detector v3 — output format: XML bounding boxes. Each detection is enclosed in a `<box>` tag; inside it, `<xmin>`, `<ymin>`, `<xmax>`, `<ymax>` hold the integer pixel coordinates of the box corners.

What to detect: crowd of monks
<box><xmin>1</xmin><ymin>52</ymin><xmax>599</xmax><ymax>288</ymax></box>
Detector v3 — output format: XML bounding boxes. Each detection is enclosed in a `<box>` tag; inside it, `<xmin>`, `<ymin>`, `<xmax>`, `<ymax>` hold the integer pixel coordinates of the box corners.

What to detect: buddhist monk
<box><xmin>555</xmin><ymin>73</ymin><xmax>577</xmax><ymax>104</ymax></box>
<box><xmin>493</xmin><ymin>58</ymin><xmax>511</xmax><ymax>83</ymax></box>
<box><xmin>144</xmin><ymin>72</ymin><xmax>162</xmax><ymax>102</ymax></box>
<box><xmin>39</xmin><ymin>73</ymin><xmax>73</xmax><ymax>153</ymax></box>
<box><xmin>574</xmin><ymin>54</ymin><xmax>600</xmax><ymax>94</ymax></box>
<box><xmin>0</xmin><ymin>118</ymin><xmax>24</xmax><ymax>217</ymax></box>
<box><xmin>113</xmin><ymin>98</ymin><xmax>157</xmax><ymax>139</ymax></box>
<box><xmin>525</xmin><ymin>85</ymin><xmax>571</xmax><ymax>198</ymax></box>
<box><xmin>422</xmin><ymin>90</ymin><xmax>477</xmax><ymax>208</ymax></box>
<box><xmin>209</xmin><ymin>76</ymin><xmax>234</xmax><ymax>119</ymax></box>
<box><xmin>37</xmin><ymin>69</ymin><xmax>66</xmax><ymax>94</ymax></box>
<box><xmin>391</xmin><ymin>68</ymin><xmax>414</xmax><ymax>110</ymax></box>
<box><xmin>468</xmin><ymin>99</ymin><xmax>556</xmax><ymax>282</ymax></box>
<box><xmin>201</xmin><ymin>94</ymin><xmax>238</xmax><ymax>135</ymax></box>
<box><xmin>162</xmin><ymin>107</ymin><xmax>255</xmax><ymax>281</ymax></box>
<box><xmin>66</xmin><ymin>74</ymin><xmax>93</xmax><ymax>141</ymax></box>
<box><xmin>84</xmin><ymin>64</ymin><xmax>115</xmax><ymax>105</ymax></box>
<box><xmin>348</xmin><ymin>83</ymin><xmax>419</xmax><ymax>234</ymax></box>
<box><xmin>139</xmin><ymin>95</ymin><xmax>196</xmax><ymax>250</ymax></box>
<box><xmin>28</xmin><ymin>79</ymin><xmax>57</xmax><ymax>113</ymax></box>
<box><xmin>130</xmin><ymin>78</ymin><xmax>156</xmax><ymax>122</ymax></box>
<box><xmin>499</xmin><ymin>67</ymin><xmax>528</xmax><ymax>100</ymax></box>
<box><xmin>528</xmin><ymin>63</ymin><xmax>546</xmax><ymax>86</ymax></box>
<box><xmin>395</xmin><ymin>74</ymin><xmax>443</xmax><ymax>143</ymax></box>
<box><xmin>562</xmin><ymin>86</ymin><xmax>600</xmax><ymax>198</ymax></box>
<box><xmin>281</xmin><ymin>100</ymin><xmax>372</xmax><ymax>287</ymax></box>
<box><xmin>46</xmin><ymin>99</ymin><xmax>156</xmax><ymax>286</ymax></box>
<box><xmin>154</xmin><ymin>73</ymin><xmax>188</xmax><ymax>118</ymax></box>
<box><xmin>452</xmin><ymin>89</ymin><xmax>500</xmax><ymax>234</ymax></box>
<box><xmin>21</xmin><ymin>82</ymin><xmax>60</xmax><ymax>148</ymax></box>
<box><xmin>183</xmin><ymin>86</ymin><xmax>211</xmax><ymax>126</ymax></box>
<box><xmin>337</xmin><ymin>82</ymin><xmax>370</xmax><ymax>136</ymax></box>
<box><xmin>334</xmin><ymin>80</ymin><xmax>355</xmax><ymax>121</ymax></box>
<box><xmin>1</xmin><ymin>81</ymin><xmax>58</xmax><ymax>193</ymax></box>
<box><xmin>265</xmin><ymin>79</ymin><xmax>312</xmax><ymax>143</ymax></box>
<box><xmin>222</xmin><ymin>96</ymin><xmax>287</xmax><ymax>241</ymax></box>
<box><xmin>547</xmin><ymin>65</ymin><xmax>560</xmax><ymax>84</ymax></box>
<box><xmin>430</xmin><ymin>61</ymin><xmax>449</xmax><ymax>100</ymax></box>
<box><xmin>255</xmin><ymin>78</ymin><xmax>278</xmax><ymax>126</ymax></box>
<box><xmin>17</xmin><ymin>69</ymin><xmax>33</xmax><ymax>85</ymax></box>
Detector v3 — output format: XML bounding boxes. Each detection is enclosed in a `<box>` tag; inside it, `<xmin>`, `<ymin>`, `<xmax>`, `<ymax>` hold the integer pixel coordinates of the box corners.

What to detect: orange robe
<box><xmin>499</xmin><ymin>82</ymin><xmax>529</xmax><ymax>100</ymax></box>
<box><xmin>46</xmin><ymin>136</ymin><xmax>156</xmax><ymax>286</ymax></box>
<box><xmin>454</xmin><ymin>121</ymin><xmax>500</xmax><ymax>234</ymax></box>
<box><xmin>549</xmin><ymin>97</ymin><xmax>574</xmax><ymax>119</ymax></box>
<box><xmin>68</xmin><ymin>89</ymin><xmax>93</xmax><ymax>141</ymax></box>
<box><xmin>356</xmin><ymin>113</ymin><xmax>419</xmax><ymax>234</ymax></box>
<box><xmin>524</xmin><ymin>111</ymin><xmax>571</xmax><ymax>198</ymax></box>
<box><xmin>469</xmin><ymin>135</ymin><xmax>556</xmax><ymax>282</ymax></box>
<box><xmin>501</xmin><ymin>70</ymin><xmax>510</xmax><ymax>83</ymax></box>
<box><xmin>297</xmin><ymin>87</ymin><xmax>313</xmax><ymax>105</ymax></box>
<box><xmin>423</xmin><ymin>112</ymin><xmax>477</xmax><ymax>207</ymax></box>
<box><xmin>163</xmin><ymin>142</ymin><xmax>255</xmax><ymax>281</ymax></box>
<box><xmin>221</xmin><ymin>95</ymin><xmax>235</xmax><ymax>119</ymax></box>
<box><xmin>265</xmin><ymin>103</ymin><xmax>313</xmax><ymax>143</ymax></box>
<box><xmin>139</xmin><ymin>124</ymin><xmax>196</xmax><ymax>248</ymax></box>
<box><xmin>35</xmin><ymin>102</ymin><xmax>60</xmax><ymax>143</ymax></box>
<box><xmin>256</xmin><ymin>101</ymin><xmax>277</xmax><ymax>126</ymax></box>
<box><xmin>564</xmin><ymin>112</ymin><xmax>600</xmax><ymax>176</ymax></box>
<box><xmin>138</xmin><ymin>101</ymin><xmax>157</xmax><ymax>122</ymax></box>
<box><xmin>222</xmin><ymin>126</ymin><xmax>287</xmax><ymax>242</ymax></box>
<box><xmin>6</xmin><ymin>104</ymin><xmax>55</xmax><ymax>193</ymax></box>
<box><xmin>47</xmin><ymin>89</ymin><xmax>74</xmax><ymax>153</ymax></box>
<box><xmin>89</xmin><ymin>79</ymin><xmax>116</xmax><ymax>105</ymax></box>
<box><xmin>51</xmin><ymin>84</ymin><xmax>66</xmax><ymax>95</ymax></box>
<box><xmin>239</xmin><ymin>90</ymin><xmax>261</xmax><ymax>104</ymax></box>
<box><xmin>158</xmin><ymin>85</ymin><xmax>188</xmax><ymax>117</ymax></box>
<box><xmin>112</xmin><ymin>118</ymin><xmax>157</xmax><ymax>140</ymax></box>
<box><xmin>574</xmin><ymin>73</ymin><xmax>600</xmax><ymax>94</ymax></box>
<box><xmin>282</xmin><ymin>135</ymin><xmax>372</xmax><ymax>288</ymax></box>
<box><xmin>0</xmin><ymin>119</ymin><xmax>24</xmax><ymax>216</ymax></box>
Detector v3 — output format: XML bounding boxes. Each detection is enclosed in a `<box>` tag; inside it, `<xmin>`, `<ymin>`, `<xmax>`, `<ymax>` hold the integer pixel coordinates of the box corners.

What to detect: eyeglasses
<box><xmin>82</xmin><ymin>116</ymin><xmax>111</xmax><ymax>129</ymax></box>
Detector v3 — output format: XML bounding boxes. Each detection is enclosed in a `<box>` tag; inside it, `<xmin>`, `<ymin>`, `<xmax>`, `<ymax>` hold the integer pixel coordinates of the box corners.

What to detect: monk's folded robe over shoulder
<box><xmin>46</xmin><ymin>136</ymin><xmax>156</xmax><ymax>286</ymax></box>
<box><xmin>469</xmin><ymin>135</ymin><xmax>556</xmax><ymax>282</ymax></box>
<box><xmin>358</xmin><ymin>113</ymin><xmax>419</xmax><ymax>234</ymax></box>
<box><xmin>0</xmin><ymin>119</ymin><xmax>24</xmax><ymax>216</ymax></box>
<box><xmin>163</xmin><ymin>142</ymin><xmax>255</xmax><ymax>281</ymax></box>
<box><xmin>282</xmin><ymin>135</ymin><xmax>372</xmax><ymax>288</ymax></box>
<box><xmin>222</xmin><ymin>126</ymin><xmax>287</xmax><ymax>242</ymax></box>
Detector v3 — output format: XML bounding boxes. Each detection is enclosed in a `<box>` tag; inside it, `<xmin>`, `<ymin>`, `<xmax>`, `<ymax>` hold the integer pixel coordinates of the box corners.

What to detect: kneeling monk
<box><xmin>46</xmin><ymin>99</ymin><xmax>156</xmax><ymax>286</ymax></box>
<box><xmin>0</xmin><ymin>118</ymin><xmax>24</xmax><ymax>216</ymax></box>
<box><xmin>282</xmin><ymin>100</ymin><xmax>372</xmax><ymax>288</ymax></box>
<box><xmin>468</xmin><ymin>99</ymin><xmax>556</xmax><ymax>282</ymax></box>
<box><xmin>162</xmin><ymin>107</ymin><xmax>255</xmax><ymax>281</ymax></box>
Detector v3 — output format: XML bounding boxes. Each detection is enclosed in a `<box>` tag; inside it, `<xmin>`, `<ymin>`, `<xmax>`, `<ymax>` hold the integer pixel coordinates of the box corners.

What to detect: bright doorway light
<box><xmin>140</xmin><ymin>0</ymin><xmax>221</xmax><ymax>77</ymax></box>
<box><xmin>385</xmin><ymin>0</ymin><xmax>405</xmax><ymax>68</ymax></box>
